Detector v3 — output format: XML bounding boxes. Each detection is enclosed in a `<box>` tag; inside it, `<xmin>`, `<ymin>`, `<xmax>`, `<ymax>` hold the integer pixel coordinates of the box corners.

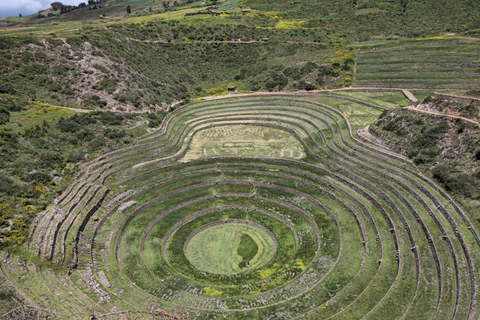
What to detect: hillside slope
<box><xmin>370</xmin><ymin>99</ymin><xmax>480</xmax><ymax>219</ymax></box>
<box><xmin>0</xmin><ymin>25</ymin><xmax>353</xmax><ymax>111</ymax></box>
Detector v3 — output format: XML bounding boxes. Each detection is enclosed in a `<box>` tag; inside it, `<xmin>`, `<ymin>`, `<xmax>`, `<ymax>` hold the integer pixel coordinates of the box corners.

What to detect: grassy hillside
<box><xmin>2</xmin><ymin>0</ymin><xmax>480</xmax><ymax>39</ymax></box>
<box><xmin>0</xmin><ymin>98</ymin><xmax>163</xmax><ymax>249</ymax></box>
<box><xmin>355</xmin><ymin>38</ymin><xmax>480</xmax><ymax>89</ymax></box>
<box><xmin>0</xmin><ymin>23</ymin><xmax>353</xmax><ymax>110</ymax></box>
<box><xmin>370</xmin><ymin>100</ymin><xmax>480</xmax><ymax>219</ymax></box>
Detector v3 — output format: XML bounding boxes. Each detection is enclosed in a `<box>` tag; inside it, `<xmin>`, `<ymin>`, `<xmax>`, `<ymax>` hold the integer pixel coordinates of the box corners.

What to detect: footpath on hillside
<box><xmin>405</xmin><ymin>105</ymin><xmax>480</xmax><ymax>127</ymax></box>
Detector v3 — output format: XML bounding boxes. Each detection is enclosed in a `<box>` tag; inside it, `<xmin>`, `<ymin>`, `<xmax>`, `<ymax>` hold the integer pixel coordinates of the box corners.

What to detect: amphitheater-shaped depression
<box><xmin>20</xmin><ymin>96</ymin><xmax>480</xmax><ymax>319</ymax></box>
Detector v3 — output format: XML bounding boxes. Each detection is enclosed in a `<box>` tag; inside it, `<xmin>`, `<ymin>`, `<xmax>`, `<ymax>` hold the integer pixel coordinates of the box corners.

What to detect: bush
<box><xmin>0</xmin><ymin>99</ymin><xmax>26</xmax><ymax>112</ymax></box>
<box><xmin>27</xmin><ymin>172</ymin><xmax>52</xmax><ymax>184</ymax></box>
<box><xmin>84</xmin><ymin>95</ymin><xmax>107</xmax><ymax>108</ymax></box>
<box><xmin>104</xmin><ymin>128</ymin><xmax>126</xmax><ymax>140</ymax></box>
<box><xmin>0</xmin><ymin>106</ymin><xmax>10</xmax><ymax>125</ymax></box>
<box><xmin>89</xmin><ymin>136</ymin><xmax>105</xmax><ymax>151</ymax></box>
<box><xmin>461</xmin><ymin>104</ymin><xmax>479</xmax><ymax>118</ymax></box>
<box><xmin>76</xmin><ymin>128</ymin><xmax>95</xmax><ymax>141</ymax></box>
<box><xmin>432</xmin><ymin>165</ymin><xmax>478</xmax><ymax>198</ymax></box>
<box><xmin>475</xmin><ymin>149</ymin><xmax>480</xmax><ymax>161</ymax></box>
<box><xmin>0</xmin><ymin>174</ymin><xmax>15</xmax><ymax>194</ymax></box>
<box><xmin>91</xmin><ymin>111</ymin><xmax>124</xmax><ymax>125</ymax></box>
<box><xmin>57</xmin><ymin>118</ymin><xmax>80</xmax><ymax>133</ymax></box>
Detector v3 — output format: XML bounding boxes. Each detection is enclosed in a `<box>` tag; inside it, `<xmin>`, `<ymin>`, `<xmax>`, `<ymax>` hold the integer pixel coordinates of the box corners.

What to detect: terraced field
<box><xmin>355</xmin><ymin>40</ymin><xmax>480</xmax><ymax>89</ymax></box>
<box><xmin>2</xmin><ymin>95</ymin><xmax>480</xmax><ymax>319</ymax></box>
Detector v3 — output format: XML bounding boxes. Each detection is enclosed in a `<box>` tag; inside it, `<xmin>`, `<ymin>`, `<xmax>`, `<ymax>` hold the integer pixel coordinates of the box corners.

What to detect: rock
<box><xmin>117</xmin><ymin>201</ymin><xmax>137</xmax><ymax>213</ymax></box>
<box><xmin>98</xmin><ymin>270</ymin><xmax>111</xmax><ymax>288</ymax></box>
<box><xmin>53</xmin><ymin>176</ymin><xmax>62</xmax><ymax>184</ymax></box>
<box><xmin>92</xmin><ymin>216</ymin><xmax>99</xmax><ymax>221</ymax></box>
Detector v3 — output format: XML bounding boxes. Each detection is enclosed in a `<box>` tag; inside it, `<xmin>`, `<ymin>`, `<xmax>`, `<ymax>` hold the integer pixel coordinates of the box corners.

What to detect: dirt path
<box><xmin>200</xmin><ymin>86</ymin><xmax>406</xmax><ymax>101</ymax></box>
<box><xmin>405</xmin><ymin>105</ymin><xmax>480</xmax><ymax>127</ymax></box>
<box><xmin>55</xmin><ymin>106</ymin><xmax>91</xmax><ymax>113</ymax></box>
<box><xmin>46</xmin><ymin>86</ymin><xmax>415</xmax><ymax>113</ymax></box>
<box><xmin>402</xmin><ymin>89</ymin><xmax>418</xmax><ymax>102</ymax></box>
<box><xmin>125</xmin><ymin>37</ymin><xmax>327</xmax><ymax>45</ymax></box>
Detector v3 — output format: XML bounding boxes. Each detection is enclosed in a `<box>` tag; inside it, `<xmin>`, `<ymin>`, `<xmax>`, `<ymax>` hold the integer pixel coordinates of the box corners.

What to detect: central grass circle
<box><xmin>184</xmin><ymin>220</ymin><xmax>277</xmax><ymax>276</ymax></box>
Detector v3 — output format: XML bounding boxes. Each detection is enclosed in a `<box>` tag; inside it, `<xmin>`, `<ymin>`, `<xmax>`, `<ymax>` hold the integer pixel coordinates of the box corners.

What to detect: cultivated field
<box><xmin>355</xmin><ymin>38</ymin><xmax>480</xmax><ymax>90</ymax></box>
<box><xmin>2</xmin><ymin>95</ymin><xmax>480</xmax><ymax>319</ymax></box>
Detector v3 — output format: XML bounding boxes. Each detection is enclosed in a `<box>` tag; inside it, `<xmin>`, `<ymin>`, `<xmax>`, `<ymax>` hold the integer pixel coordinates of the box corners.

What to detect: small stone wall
<box><xmin>432</xmin><ymin>92</ymin><xmax>480</xmax><ymax>107</ymax></box>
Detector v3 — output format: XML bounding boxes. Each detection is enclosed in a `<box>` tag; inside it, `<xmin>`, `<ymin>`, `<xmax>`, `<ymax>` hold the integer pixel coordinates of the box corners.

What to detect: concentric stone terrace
<box><xmin>4</xmin><ymin>96</ymin><xmax>480</xmax><ymax>319</ymax></box>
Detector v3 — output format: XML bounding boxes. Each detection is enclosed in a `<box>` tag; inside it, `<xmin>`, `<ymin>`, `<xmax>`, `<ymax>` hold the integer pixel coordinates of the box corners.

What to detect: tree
<box><xmin>127</xmin><ymin>5</ymin><xmax>131</xmax><ymax>13</ymax></box>
<box><xmin>19</xmin><ymin>13</ymin><xmax>22</xmax><ymax>17</ymax></box>
<box><xmin>51</xmin><ymin>2</ymin><xmax>63</xmax><ymax>10</ymax></box>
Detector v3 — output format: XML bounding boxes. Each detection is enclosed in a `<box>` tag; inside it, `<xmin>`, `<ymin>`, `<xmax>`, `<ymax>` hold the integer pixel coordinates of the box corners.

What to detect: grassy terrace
<box><xmin>1</xmin><ymin>95</ymin><xmax>480</xmax><ymax>319</ymax></box>
<box><xmin>354</xmin><ymin>38</ymin><xmax>480</xmax><ymax>89</ymax></box>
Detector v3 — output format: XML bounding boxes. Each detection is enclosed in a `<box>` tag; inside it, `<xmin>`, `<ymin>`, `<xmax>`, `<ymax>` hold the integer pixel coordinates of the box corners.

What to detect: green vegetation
<box><xmin>237</xmin><ymin>232</ymin><xmax>258</xmax><ymax>268</ymax></box>
<box><xmin>1</xmin><ymin>95</ymin><xmax>477</xmax><ymax>319</ymax></box>
<box><xmin>355</xmin><ymin>38</ymin><xmax>480</xmax><ymax>89</ymax></box>
<box><xmin>0</xmin><ymin>0</ymin><xmax>480</xmax><ymax>318</ymax></box>
<box><xmin>370</xmin><ymin>104</ymin><xmax>480</xmax><ymax>210</ymax></box>
<box><xmin>0</xmin><ymin>99</ymin><xmax>155</xmax><ymax>249</ymax></box>
<box><xmin>0</xmin><ymin>26</ymin><xmax>352</xmax><ymax>110</ymax></box>
<box><xmin>184</xmin><ymin>223</ymin><xmax>273</xmax><ymax>275</ymax></box>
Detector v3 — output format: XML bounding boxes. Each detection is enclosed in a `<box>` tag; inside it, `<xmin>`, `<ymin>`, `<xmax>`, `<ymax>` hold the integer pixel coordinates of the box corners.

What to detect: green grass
<box><xmin>185</xmin><ymin>223</ymin><xmax>273</xmax><ymax>275</ymax></box>
<box><xmin>237</xmin><ymin>232</ymin><xmax>259</xmax><ymax>268</ymax></box>
<box><xmin>354</xmin><ymin>38</ymin><xmax>480</xmax><ymax>89</ymax></box>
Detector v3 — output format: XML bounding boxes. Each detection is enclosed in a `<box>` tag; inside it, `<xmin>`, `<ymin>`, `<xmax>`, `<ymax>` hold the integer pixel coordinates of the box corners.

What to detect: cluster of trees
<box><xmin>42</xmin><ymin>0</ymin><xmax>107</xmax><ymax>17</ymax></box>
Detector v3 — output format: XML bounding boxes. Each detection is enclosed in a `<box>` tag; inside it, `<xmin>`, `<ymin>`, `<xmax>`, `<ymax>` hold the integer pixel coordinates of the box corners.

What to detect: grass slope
<box><xmin>355</xmin><ymin>37</ymin><xmax>480</xmax><ymax>89</ymax></box>
<box><xmin>237</xmin><ymin>232</ymin><xmax>259</xmax><ymax>268</ymax></box>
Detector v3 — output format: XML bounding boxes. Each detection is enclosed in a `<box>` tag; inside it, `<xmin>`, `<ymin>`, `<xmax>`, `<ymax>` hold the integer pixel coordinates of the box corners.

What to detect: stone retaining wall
<box><xmin>432</xmin><ymin>92</ymin><xmax>480</xmax><ymax>107</ymax></box>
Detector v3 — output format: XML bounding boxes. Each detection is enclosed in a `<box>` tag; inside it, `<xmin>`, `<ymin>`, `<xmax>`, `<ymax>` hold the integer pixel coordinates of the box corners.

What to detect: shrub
<box><xmin>91</xmin><ymin>111</ymin><xmax>124</xmax><ymax>125</ymax></box>
<box><xmin>76</xmin><ymin>128</ymin><xmax>95</xmax><ymax>141</ymax></box>
<box><xmin>0</xmin><ymin>106</ymin><xmax>10</xmax><ymax>125</ymax></box>
<box><xmin>51</xmin><ymin>64</ymin><xmax>70</xmax><ymax>76</ymax></box>
<box><xmin>431</xmin><ymin>165</ymin><xmax>478</xmax><ymax>198</ymax></box>
<box><xmin>461</xmin><ymin>104</ymin><xmax>479</xmax><ymax>119</ymax></box>
<box><xmin>57</xmin><ymin>118</ymin><xmax>80</xmax><ymax>133</ymax></box>
<box><xmin>84</xmin><ymin>95</ymin><xmax>107</xmax><ymax>108</ymax></box>
<box><xmin>27</xmin><ymin>172</ymin><xmax>52</xmax><ymax>184</ymax></box>
<box><xmin>0</xmin><ymin>174</ymin><xmax>15</xmax><ymax>194</ymax></box>
<box><xmin>475</xmin><ymin>149</ymin><xmax>480</xmax><ymax>161</ymax></box>
<box><xmin>89</xmin><ymin>136</ymin><xmax>105</xmax><ymax>151</ymax></box>
<box><xmin>104</xmin><ymin>128</ymin><xmax>126</xmax><ymax>140</ymax></box>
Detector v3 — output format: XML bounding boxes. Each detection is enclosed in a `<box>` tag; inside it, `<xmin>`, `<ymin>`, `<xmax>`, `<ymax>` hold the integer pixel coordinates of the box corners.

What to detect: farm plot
<box><xmin>3</xmin><ymin>95</ymin><xmax>480</xmax><ymax>319</ymax></box>
<box><xmin>355</xmin><ymin>39</ymin><xmax>480</xmax><ymax>89</ymax></box>
<box><xmin>182</xmin><ymin>125</ymin><xmax>306</xmax><ymax>161</ymax></box>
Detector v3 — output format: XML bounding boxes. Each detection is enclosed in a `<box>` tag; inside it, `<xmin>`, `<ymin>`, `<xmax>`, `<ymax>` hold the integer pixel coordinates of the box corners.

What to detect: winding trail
<box><xmin>405</xmin><ymin>105</ymin><xmax>480</xmax><ymax>127</ymax></box>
